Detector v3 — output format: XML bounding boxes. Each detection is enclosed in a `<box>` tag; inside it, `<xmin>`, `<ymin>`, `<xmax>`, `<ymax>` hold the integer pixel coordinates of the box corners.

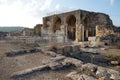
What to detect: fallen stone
<box><xmin>6</xmin><ymin>48</ymin><xmax>42</xmax><ymax>57</ymax></box>
<box><xmin>66</xmin><ymin>71</ymin><xmax>78</xmax><ymax>80</ymax></box>
<box><xmin>48</xmin><ymin>62</ymin><xmax>63</xmax><ymax>70</ymax></box>
<box><xmin>98</xmin><ymin>77</ymin><xmax>107</xmax><ymax>80</ymax></box>
<box><xmin>6</xmin><ymin>50</ymin><xmax>17</xmax><ymax>57</ymax></box>
<box><xmin>6</xmin><ymin>50</ymin><xmax>25</xmax><ymax>57</ymax></box>
<box><xmin>64</xmin><ymin>57</ymin><xmax>83</xmax><ymax>67</ymax></box>
<box><xmin>96</xmin><ymin>67</ymin><xmax>111</xmax><ymax>80</ymax></box>
<box><xmin>107</xmin><ymin>69</ymin><xmax>120</xmax><ymax>80</ymax></box>
<box><xmin>81</xmin><ymin>63</ymin><xmax>98</xmax><ymax>72</ymax></box>
<box><xmin>50</xmin><ymin>55</ymin><xmax>66</xmax><ymax>62</ymax></box>
<box><xmin>11</xmin><ymin>65</ymin><xmax>49</xmax><ymax>77</ymax></box>
<box><xmin>111</xmin><ymin>61</ymin><xmax>119</xmax><ymax>65</ymax></box>
<box><xmin>100</xmin><ymin>48</ymin><xmax>106</xmax><ymax>50</ymax></box>
<box><xmin>44</xmin><ymin>51</ymin><xmax>56</xmax><ymax>57</ymax></box>
<box><xmin>66</xmin><ymin>72</ymin><xmax>97</xmax><ymax>80</ymax></box>
<box><xmin>42</xmin><ymin>55</ymin><xmax>68</xmax><ymax>70</ymax></box>
<box><xmin>61</xmin><ymin>61</ymin><xmax>72</xmax><ymax>67</ymax></box>
<box><xmin>29</xmin><ymin>47</ymin><xmax>41</xmax><ymax>53</ymax></box>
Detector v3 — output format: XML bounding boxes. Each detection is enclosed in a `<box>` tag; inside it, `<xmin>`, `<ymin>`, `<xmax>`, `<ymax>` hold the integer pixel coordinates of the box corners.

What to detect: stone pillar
<box><xmin>75</xmin><ymin>11</ymin><xmax>82</xmax><ymax>42</ymax></box>
<box><xmin>76</xmin><ymin>23</ymin><xmax>82</xmax><ymax>42</ymax></box>
<box><xmin>81</xmin><ymin>24</ymin><xmax>84</xmax><ymax>41</ymax></box>
<box><xmin>63</xmin><ymin>15</ymin><xmax>68</xmax><ymax>43</ymax></box>
<box><xmin>96</xmin><ymin>25</ymin><xmax>99</xmax><ymax>36</ymax></box>
<box><xmin>65</xmin><ymin>23</ymin><xmax>68</xmax><ymax>42</ymax></box>
<box><xmin>75</xmin><ymin>23</ymin><xmax>78</xmax><ymax>42</ymax></box>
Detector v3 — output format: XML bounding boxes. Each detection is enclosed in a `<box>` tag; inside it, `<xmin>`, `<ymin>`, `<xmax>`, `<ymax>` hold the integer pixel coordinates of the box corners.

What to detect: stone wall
<box><xmin>96</xmin><ymin>25</ymin><xmax>114</xmax><ymax>37</ymax></box>
<box><xmin>42</xmin><ymin>10</ymin><xmax>114</xmax><ymax>42</ymax></box>
<box><xmin>34</xmin><ymin>24</ymin><xmax>43</xmax><ymax>36</ymax></box>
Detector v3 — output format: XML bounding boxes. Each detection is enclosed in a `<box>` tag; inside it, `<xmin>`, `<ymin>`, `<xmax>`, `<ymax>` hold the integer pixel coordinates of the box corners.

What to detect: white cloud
<box><xmin>40</xmin><ymin>0</ymin><xmax>53</xmax><ymax>11</ymax></box>
<box><xmin>0</xmin><ymin>0</ymin><xmax>53</xmax><ymax>28</ymax></box>
<box><xmin>110</xmin><ymin>0</ymin><xmax>115</xmax><ymax>6</ymax></box>
<box><xmin>55</xmin><ymin>4</ymin><xmax>60</xmax><ymax>10</ymax></box>
<box><xmin>54</xmin><ymin>4</ymin><xmax>76</xmax><ymax>13</ymax></box>
<box><xmin>0</xmin><ymin>0</ymin><xmax>7</xmax><ymax>4</ymax></box>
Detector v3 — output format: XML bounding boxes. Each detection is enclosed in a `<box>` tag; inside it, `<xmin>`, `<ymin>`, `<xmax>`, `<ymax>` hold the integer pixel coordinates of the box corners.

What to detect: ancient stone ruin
<box><xmin>42</xmin><ymin>9</ymin><xmax>114</xmax><ymax>43</ymax></box>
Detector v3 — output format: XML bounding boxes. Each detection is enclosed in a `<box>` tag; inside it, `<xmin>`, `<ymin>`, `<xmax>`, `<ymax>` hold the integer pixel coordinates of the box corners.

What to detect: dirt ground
<box><xmin>0</xmin><ymin>40</ymin><xmax>120</xmax><ymax>80</ymax></box>
<box><xmin>0</xmin><ymin>41</ymin><xmax>73</xmax><ymax>80</ymax></box>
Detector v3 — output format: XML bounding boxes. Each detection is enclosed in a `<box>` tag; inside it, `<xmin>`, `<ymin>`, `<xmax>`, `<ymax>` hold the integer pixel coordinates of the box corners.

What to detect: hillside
<box><xmin>0</xmin><ymin>26</ymin><xmax>26</xmax><ymax>32</ymax></box>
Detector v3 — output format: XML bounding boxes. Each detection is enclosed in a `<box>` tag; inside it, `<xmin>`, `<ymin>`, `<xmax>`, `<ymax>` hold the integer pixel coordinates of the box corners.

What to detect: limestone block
<box><xmin>64</xmin><ymin>57</ymin><xmax>83</xmax><ymax>67</ymax></box>
<box><xmin>96</xmin><ymin>67</ymin><xmax>111</xmax><ymax>80</ymax></box>
<box><xmin>44</xmin><ymin>51</ymin><xmax>57</xmax><ymax>57</ymax></box>
<box><xmin>88</xmin><ymin>37</ymin><xmax>97</xmax><ymax>42</ymax></box>
<box><xmin>96</xmin><ymin>42</ymin><xmax>105</xmax><ymax>47</ymax></box>
<box><xmin>81</xmin><ymin>63</ymin><xmax>98</xmax><ymax>72</ymax></box>
<box><xmin>50</xmin><ymin>55</ymin><xmax>66</xmax><ymax>62</ymax></box>
<box><xmin>12</xmin><ymin>65</ymin><xmax>48</xmax><ymax>77</ymax></box>
<box><xmin>66</xmin><ymin>72</ymin><xmax>97</xmax><ymax>80</ymax></box>
<box><xmin>111</xmin><ymin>61</ymin><xmax>119</xmax><ymax>65</ymax></box>
<box><xmin>107</xmin><ymin>69</ymin><xmax>120</xmax><ymax>80</ymax></box>
<box><xmin>48</xmin><ymin>62</ymin><xmax>63</xmax><ymax>70</ymax></box>
<box><xmin>79</xmin><ymin>42</ymin><xmax>89</xmax><ymax>48</ymax></box>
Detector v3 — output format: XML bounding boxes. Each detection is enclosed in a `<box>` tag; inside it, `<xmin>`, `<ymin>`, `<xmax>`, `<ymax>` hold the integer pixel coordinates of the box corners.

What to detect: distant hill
<box><xmin>0</xmin><ymin>26</ymin><xmax>26</xmax><ymax>32</ymax></box>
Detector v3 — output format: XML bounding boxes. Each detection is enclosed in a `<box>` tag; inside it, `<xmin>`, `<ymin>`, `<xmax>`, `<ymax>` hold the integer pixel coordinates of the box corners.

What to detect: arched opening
<box><xmin>82</xmin><ymin>17</ymin><xmax>89</xmax><ymax>41</ymax></box>
<box><xmin>53</xmin><ymin>16</ymin><xmax>61</xmax><ymax>33</ymax></box>
<box><xmin>82</xmin><ymin>17</ymin><xmax>96</xmax><ymax>41</ymax></box>
<box><xmin>66</xmin><ymin>15</ymin><xmax>76</xmax><ymax>41</ymax></box>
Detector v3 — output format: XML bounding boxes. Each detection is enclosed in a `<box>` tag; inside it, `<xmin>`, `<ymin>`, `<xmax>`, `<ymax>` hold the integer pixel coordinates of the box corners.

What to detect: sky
<box><xmin>0</xmin><ymin>0</ymin><xmax>120</xmax><ymax>28</ymax></box>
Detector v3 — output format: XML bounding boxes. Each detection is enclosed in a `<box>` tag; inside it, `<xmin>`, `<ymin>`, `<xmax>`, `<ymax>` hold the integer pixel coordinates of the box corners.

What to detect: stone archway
<box><xmin>81</xmin><ymin>16</ymin><xmax>96</xmax><ymax>41</ymax></box>
<box><xmin>53</xmin><ymin>16</ymin><xmax>61</xmax><ymax>33</ymax></box>
<box><xmin>66</xmin><ymin>14</ymin><xmax>76</xmax><ymax>41</ymax></box>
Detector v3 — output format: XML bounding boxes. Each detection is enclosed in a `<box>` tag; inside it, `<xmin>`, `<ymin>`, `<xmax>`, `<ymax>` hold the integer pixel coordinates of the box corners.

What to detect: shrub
<box><xmin>105</xmin><ymin>55</ymin><xmax>120</xmax><ymax>63</ymax></box>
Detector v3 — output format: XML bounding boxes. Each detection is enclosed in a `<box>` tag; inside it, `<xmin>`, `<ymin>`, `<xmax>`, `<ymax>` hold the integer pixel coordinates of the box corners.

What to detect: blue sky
<box><xmin>0</xmin><ymin>0</ymin><xmax>119</xmax><ymax>28</ymax></box>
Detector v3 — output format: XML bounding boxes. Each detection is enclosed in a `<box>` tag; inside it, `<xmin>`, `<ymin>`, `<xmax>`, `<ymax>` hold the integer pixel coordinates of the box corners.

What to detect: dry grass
<box><xmin>105</xmin><ymin>55</ymin><xmax>120</xmax><ymax>63</ymax></box>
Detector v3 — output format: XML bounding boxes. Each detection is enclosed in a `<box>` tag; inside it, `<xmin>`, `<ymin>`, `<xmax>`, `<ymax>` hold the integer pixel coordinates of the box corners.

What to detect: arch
<box><xmin>81</xmin><ymin>16</ymin><xmax>96</xmax><ymax>41</ymax></box>
<box><xmin>53</xmin><ymin>16</ymin><xmax>61</xmax><ymax>33</ymax></box>
<box><xmin>82</xmin><ymin>17</ymin><xmax>89</xmax><ymax>41</ymax></box>
<box><xmin>66</xmin><ymin>14</ymin><xmax>76</xmax><ymax>40</ymax></box>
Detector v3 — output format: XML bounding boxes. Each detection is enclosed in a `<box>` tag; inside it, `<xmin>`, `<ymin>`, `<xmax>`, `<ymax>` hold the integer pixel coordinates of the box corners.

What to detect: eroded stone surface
<box><xmin>64</xmin><ymin>57</ymin><xmax>83</xmax><ymax>67</ymax></box>
<box><xmin>66</xmin><ymin>72</ymin><xmax>97</xmax><ymax>80</ymax></box>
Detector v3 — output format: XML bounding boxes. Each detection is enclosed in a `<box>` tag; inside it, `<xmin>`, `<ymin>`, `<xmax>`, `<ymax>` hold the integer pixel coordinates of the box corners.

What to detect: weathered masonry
<box><xmin>42</xmin><ymin>10</ymin><xmax>113</xmax><ymax>42</ymax></box>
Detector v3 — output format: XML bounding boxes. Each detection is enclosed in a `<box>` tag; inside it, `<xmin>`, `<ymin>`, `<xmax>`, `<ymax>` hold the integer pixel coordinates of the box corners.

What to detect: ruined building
<box><xmin>34</xmin><ymin>24</ymin><xmax>43</xmax><ymax>36</ymax></box>
<box><xmin>42</xmin><ymin>10</ymin><xmax>114</xmax><ymax>42</ymax></box>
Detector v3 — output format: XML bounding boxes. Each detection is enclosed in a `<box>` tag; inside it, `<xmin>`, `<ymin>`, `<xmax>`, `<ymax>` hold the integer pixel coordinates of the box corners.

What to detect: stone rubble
<box><xmin>66</xmin><ymin>71</ymin><xmax>97</xmax><ymax>80</ymax></box>
<box><xmin>6</xmin><ymin>47</ymin><xmax>42</xmax><ymax>57</ymax></box>
<box><xmin>64</xmin><ymin>57</ymin><xmax>83</xmax><ymax>67</ymax></box>
<box><xmin>11</xmin><ymin>65</ymin><xmax>49</xmax><ymax>78</ymax></box>
<box><xmin>11</xmin><ymin>50</ymin><xmax>120</xmax><ymax>80</ymax></box>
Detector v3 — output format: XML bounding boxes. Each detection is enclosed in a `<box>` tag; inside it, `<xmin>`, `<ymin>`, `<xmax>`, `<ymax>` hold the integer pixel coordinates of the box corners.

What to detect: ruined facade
<box><xmin>42</xmin><ymin>10</ymin><xmax>114</xmax><ymax>42</ymax></box>
<box><xmin>22</xmin><ymin>28</ymin><xmax>34</xmax><ymax>36</ymax></box>
<box><xmin>96</xmin><ymin>25</ymin><xmax>114</xmax><ymax>37</ymax></box>
<box><xmin>34</xmin><ymin>24</ymin><xmax>43</xmax><ymax>36</ymax></box>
